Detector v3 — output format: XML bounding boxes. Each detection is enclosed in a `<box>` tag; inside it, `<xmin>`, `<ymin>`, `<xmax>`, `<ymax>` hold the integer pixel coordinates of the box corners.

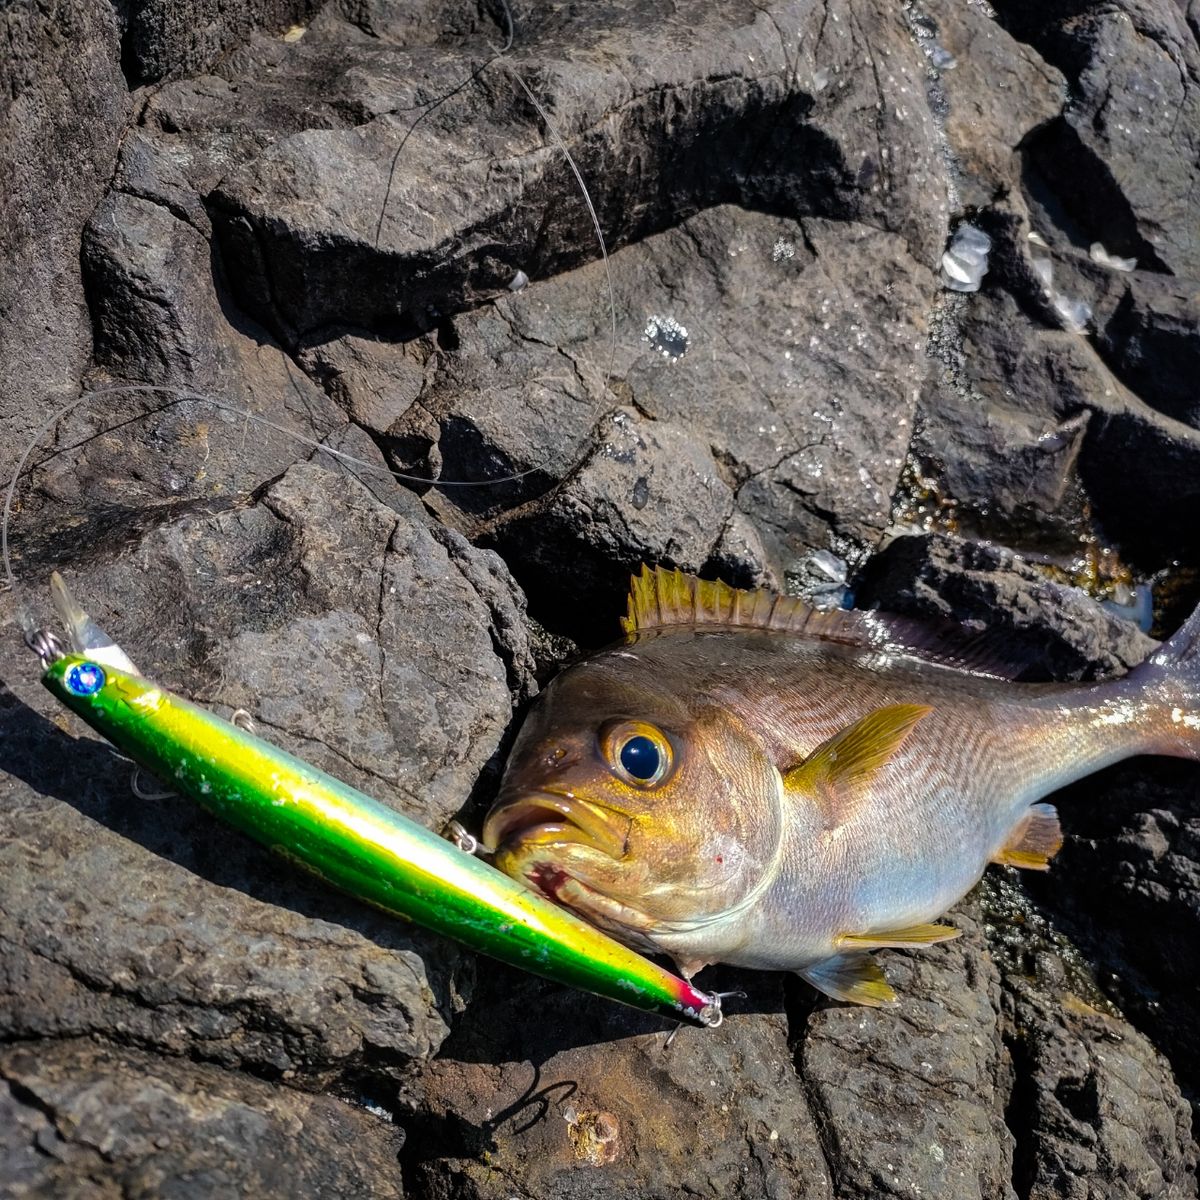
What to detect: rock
<box><xmin>4</xmin><ymin>0</ymin><xmax>1200</xmax><ymax>1191</ymax></box>
<box><xmin>120</xmin><ymin>0</ymin><xmax>325</xmax><ymax>83</ymax></box>
<box><xmin>915</xmin><ymin>373</ymin><xmax>1090</xmax><ymax>522</ymax></box>
<box><xmin>0</xmin><ymin>1039</ymin><xmax>406</xmax><ymax>1197</ymax></box>
<box><xmin>407</xmin><ymin>205</ymin><xmax>932</xmax><ymax>620</ymax></box>
<box><xmin>492</xmin><ymin>406</ymin><xmax>738</xmax><ymax>644</ymax></box>
<box><xmin>191</xmin><ymin>0</ymin><xmax>951</xmax><ymax>341</ymax></box>
<box><xmin>1002</xmin><ymin>977</ymin><xmax>1197</xmax><ymax>1199</ymax></box>
<box><xmin>917</xmin><ymin>282</ymin><xmax>1200</xmax><ymax>566</ymax></box>
<box><xmin>857</xmin><ymin>532</ymin><xmax>1157</xmax><ymax>681</ymax></box>
<box><xmin>921</xmin><ymin>0</ymin><xmax>1066</xmax><ymax>211</ymax></box>
<box><xmin>798</xmin><ymin>905</ymin><xmax>1017</xmax><ymax>1200</ymax></box>
<box><xmin>406</xmin><ymin>966</ymin><xmax>835</xmax><ymax>1200</ymax></box>
<box><xmin>83</xmin><ymin>192</ymin><xmax>233</xmax><ymax>384</ymax></box>
<box><xmin>1094</xmin><ymin>274</ymin><xmax>1200</xmax><ymax>431</ymax></box>
<box><xmin>0</xmin><ymin>0</ymin><xmax>129</xmax><ymax>487</ymax></box>
<box><xmin>1014</xmin><ymin>0</ymin><xmax>1200</xmax><ymax>277</ymax></box>
<box><xmin>1025</xmin><ymin>758</ymin><xmax>1200</xmax><ymax>1120</ymax></box>
<box><xmin>0</xmin><ymin>463</ymin><xmax>537</xmax><ymax>1083</ymax></box>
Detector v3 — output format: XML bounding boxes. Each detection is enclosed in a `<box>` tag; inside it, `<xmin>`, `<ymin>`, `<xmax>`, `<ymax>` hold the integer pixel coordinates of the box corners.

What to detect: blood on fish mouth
<box><xmin>482</xmin><ymin>791</ymin><xmax>630</xmax><ymax>859</ymax></box>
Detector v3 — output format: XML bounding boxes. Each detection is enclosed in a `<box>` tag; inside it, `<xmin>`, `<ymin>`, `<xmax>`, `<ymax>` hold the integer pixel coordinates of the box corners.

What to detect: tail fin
<box><xmin>1126</xmin><ymin>601</ymin><xmax>1200</xmax><ymax>758</ymax></box>
<box><xmin>49</xmin><ymin>571</ymin><xmax>141</xmax><ymax>675</ymax></box>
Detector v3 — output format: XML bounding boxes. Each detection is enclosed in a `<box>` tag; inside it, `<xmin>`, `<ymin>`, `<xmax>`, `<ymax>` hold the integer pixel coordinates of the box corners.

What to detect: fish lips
<box><xmin>482</xmin><ymin>791</ymin><xmax>631</xmax><ymax>861</ymax></box>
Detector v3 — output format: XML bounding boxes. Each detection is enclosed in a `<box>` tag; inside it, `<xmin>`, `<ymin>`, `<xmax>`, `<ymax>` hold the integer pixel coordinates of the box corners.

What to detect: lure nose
<box><xmin>482</xmin><ymin>791</ymin><xmax>630</xmax><ymax>859</ymax></box>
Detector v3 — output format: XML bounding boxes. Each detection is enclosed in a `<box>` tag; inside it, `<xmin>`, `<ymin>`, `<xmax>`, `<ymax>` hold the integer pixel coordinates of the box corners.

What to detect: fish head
<box><xmin>483</xmin><ymin>651</ymin><xmax>784</xmax><ymax>943</ymax></box>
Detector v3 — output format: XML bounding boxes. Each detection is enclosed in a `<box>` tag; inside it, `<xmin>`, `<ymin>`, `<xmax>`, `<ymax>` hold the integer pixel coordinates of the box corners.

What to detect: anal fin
<box><xmin>837</xmin><ymin>923</ymin><xmax>960</xmax><ymax>950</ymax></box>
<box><xmin>798</xmin><ymin>952</ymin><xmax>897</xmax><ymax>1007</ymax></box>
<box><xmin>993</xmin><ymin>803</ymin><xmax>1063</xmax><ymax>871</ymax></box>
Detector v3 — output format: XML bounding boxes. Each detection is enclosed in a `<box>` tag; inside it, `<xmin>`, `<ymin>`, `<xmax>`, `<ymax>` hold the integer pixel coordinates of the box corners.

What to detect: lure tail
<box><xmin>49</xmin><ymin>571</ymin><xmax>140</xmax><ymax>676</ymax></box>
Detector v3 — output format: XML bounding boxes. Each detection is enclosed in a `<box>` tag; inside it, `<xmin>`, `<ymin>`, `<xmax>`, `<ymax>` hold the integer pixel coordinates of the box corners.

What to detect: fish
<box><xmin>482</xmin><ymin>565</ymin><xmax>1200</xmax><ymax>1006</ymax></box>
<box><xmin>34</xmin><ymin>573</ymin><xmax>722</xmax><ymax>1027</ymax></box>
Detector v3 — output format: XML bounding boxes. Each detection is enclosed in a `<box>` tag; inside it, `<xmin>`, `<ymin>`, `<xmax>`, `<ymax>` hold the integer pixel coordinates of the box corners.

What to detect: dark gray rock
<box><xmin>0</xmin><ymin>0</ymin><xmax>129</xmax><ymax>487</ymax></box>
<box><xmin>406</xmin><ymin>968</ymin><xmax>834</xmax><ymax>1200</ymax></box>
<box><xmin>799</xmin><ymin>906</ymin><xmax>1017</xmax><ymax>1200</ymax></box>
<box><xmin>84</xmin><ymin>192</ymin><xmax>231</xmax><ymax>384</ymax></box>
<box><xmin>403</xmin><ymin>204</ymin><xmax>934</xmax><ymax>628</ymax></box>
<box><xmin>492</xmin><ymin>406</ymin><xmax>739</xmax><ymax>644</ymax></box>
<box><xmin>0</xmin><ymin>1039</ymin><xmax>406</xmax><ymax>1198</ymax></box>
<box><xmin>916</xmin><ymin>283</ymin><xmax>1200</xmax><ymax>565</ymax></box>
<box><xmin>194</xmin><ymin>0</ymin><xmax>951</xmax><ymax>341</ymax></box>
<box><xmin>921</xmin><ymin>0</ymin><xmax>1066</xmax><ymax>211</ymax></box>
<box><xmin>1002</xmin><ymin>976</ymin><xmax>1197</xmax><ymax>1200</ymax></box>
<box><xmin>4</xmin><ymin>0</ymin><xmax>1200</xmax><ymax>1192</ymax></box>
<box><xmin>1016</xmin><ymin>0</ymin><xmax>1200</xmax><ymax>278</ymax></box>
<box><xmin>408</xmin><ymin>894</ymin><xmax>1196</xmax><ymax>1200</ymax></box>
<box><xmin>858</xmin><ymin>532</ymin><xmax>1156</xmax><ymax>681</ymax></box>
<box><xmin>1027</xmin><ymin>759</ymin><xmax>1200</xmax><ymax>1123</ymax></box>
<box><xmin>120</xmin><ymin>0</ymin><xmax>325</xmax><ymax>83</ymax></box>
<box><xmin>1095</xmin><ymin>273</ymin><xmax>1200</xmax><ymax>431</ymax></box>
<box><xmin>0</xmin><ymin>463</ymin><xmax>537</xmax><ymax>1083</ymax></box>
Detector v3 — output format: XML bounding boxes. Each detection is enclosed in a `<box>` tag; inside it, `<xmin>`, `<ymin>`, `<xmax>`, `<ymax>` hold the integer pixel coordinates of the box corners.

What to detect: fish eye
<box><xmin>600</xmin><ymin>720</ymin><xmax>673</xmax><ymax>788</ymax></box>
<box><xmin>65</xmin><ymin>661</ymin><xmax>106</xmax><ymax>697</ymax></box>
<box><xmin>620</xmin><ymin>736</ymin><xmax>659</xmax><ymax>779</ymax></box>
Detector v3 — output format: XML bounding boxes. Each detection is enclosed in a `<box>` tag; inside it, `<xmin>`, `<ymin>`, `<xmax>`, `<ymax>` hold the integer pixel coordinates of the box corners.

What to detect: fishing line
<box><xmin>4</xmin><ymin>0</ymin><xmax>620</xmax><ymax>633</ymax></box>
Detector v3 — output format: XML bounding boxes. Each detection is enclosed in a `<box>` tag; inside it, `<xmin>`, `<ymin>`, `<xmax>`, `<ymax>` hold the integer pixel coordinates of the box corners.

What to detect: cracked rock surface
<box><xmin>2</xmin><ymin>0</ymin><xmax>1199</xmax><ymax>1195</ymax></box>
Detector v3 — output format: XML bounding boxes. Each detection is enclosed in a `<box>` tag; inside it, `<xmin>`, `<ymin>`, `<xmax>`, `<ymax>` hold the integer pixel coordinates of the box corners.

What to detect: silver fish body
<box><xmin>485</xmin><ymin>568</ymin><xmax>1200</xmax><ymax>1003</ymax></box>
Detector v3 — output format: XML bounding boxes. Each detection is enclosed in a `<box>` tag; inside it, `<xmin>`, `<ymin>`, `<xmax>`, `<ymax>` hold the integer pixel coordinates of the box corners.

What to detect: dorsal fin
<box><xmin>621</xmin><ymin>565</ymin><xmax>1035</xmax><ymax>681</ymax></box>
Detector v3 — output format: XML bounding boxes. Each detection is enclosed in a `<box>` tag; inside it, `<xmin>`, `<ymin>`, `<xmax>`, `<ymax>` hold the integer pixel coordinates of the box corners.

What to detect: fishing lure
<box><xmin>27</xmin><ymin>578</ymin><xmax>722</xmax><ymax>1028</ymax></box>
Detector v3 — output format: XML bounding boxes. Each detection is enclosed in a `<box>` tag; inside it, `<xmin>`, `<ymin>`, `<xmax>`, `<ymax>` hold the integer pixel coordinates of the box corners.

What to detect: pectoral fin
<box><xmin>783</xmin><ymin>704</ymin><xmax>931</xmax><ymax>827</ymax></box>
<box><xmin>992</xmin><ymin>802</ymin><xmax>1063</xmax><ymax>870</ymax></box>
<box><xmin>838</xmin><ymin>923</ymin><xmax>961</xmax><ymax>950</ymax></box>
<box><xmin>673</xmin><ymin>957</ymin><xmax>712</xmax><ymax>981</ymax></box>
<box><xmin>798</xmin><ymin>952</ymin><xmax>898</xmax><ymax>1007</ymax></box>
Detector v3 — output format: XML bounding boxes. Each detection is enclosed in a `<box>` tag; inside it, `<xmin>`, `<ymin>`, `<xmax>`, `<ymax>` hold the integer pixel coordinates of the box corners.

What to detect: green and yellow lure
<box><xmin>36</xmin><ymin>582</ymin><xmax>721</xmax><ymax>1029</ymax></box>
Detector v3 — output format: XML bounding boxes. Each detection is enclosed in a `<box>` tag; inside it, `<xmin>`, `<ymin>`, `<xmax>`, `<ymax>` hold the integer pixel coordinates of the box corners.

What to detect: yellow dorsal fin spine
<box><xmin>622</xmin><ymin>565</ymin><xmax>812</xmax><ymax>636</ymax></box>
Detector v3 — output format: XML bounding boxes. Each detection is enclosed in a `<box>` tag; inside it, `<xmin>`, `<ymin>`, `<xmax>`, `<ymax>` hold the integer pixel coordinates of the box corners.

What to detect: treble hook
<box><xmin>25</xmin><ymin>628</ymin><xmax>64</xmax><ymax>670</ymax></box>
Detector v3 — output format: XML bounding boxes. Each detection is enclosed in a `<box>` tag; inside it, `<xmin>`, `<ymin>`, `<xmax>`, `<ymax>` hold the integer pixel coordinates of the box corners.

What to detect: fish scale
<box><xmin>486</xmin><ymin>566</ymin><xmax>1200</xmax><ymax>1005</ymax></box>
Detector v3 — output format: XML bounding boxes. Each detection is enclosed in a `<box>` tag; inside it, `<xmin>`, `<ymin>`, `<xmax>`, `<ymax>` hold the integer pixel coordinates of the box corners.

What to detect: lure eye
<box><xmin>65</xmin><ymin>661</ymin><xmax>106</xmax><ymax>697</ymax></box>
<box><xmin>601</xmin><ymin>720</ymin><xmax>673</xmax><ymax>788</ymax></box>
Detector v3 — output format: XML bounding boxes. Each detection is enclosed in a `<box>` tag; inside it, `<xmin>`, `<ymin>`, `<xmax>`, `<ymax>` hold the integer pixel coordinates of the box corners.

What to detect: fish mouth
<box><xmin>482</xmin><ymin>791</ymin><xmax>630</xmax><ymax>860</ymax></box>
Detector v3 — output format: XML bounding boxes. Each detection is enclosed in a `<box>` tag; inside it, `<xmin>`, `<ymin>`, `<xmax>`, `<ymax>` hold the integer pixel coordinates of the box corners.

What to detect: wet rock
<box><xmin>0</xmin><ymin>0</ymin><xmax>129</xmax><ymax>486</ymax></box>
<box><xmin>915</xmin><ymin>372</ymin><xmax>1090</xmax><ymax>523</ymax></box>
<box><xmin>919</xmin><ymin>284</ymin><xmax>1200</xmax><ymax>565</ymax></box>
<box><xmin>0</xmin><ymin>1039</ymin><xmax>405</xmax><ymax>1197</ymax></box>
<box><xmin>858</xmin><ymin>532</ymin><xmax>1156</xmax><ymax>681</ymax></box>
